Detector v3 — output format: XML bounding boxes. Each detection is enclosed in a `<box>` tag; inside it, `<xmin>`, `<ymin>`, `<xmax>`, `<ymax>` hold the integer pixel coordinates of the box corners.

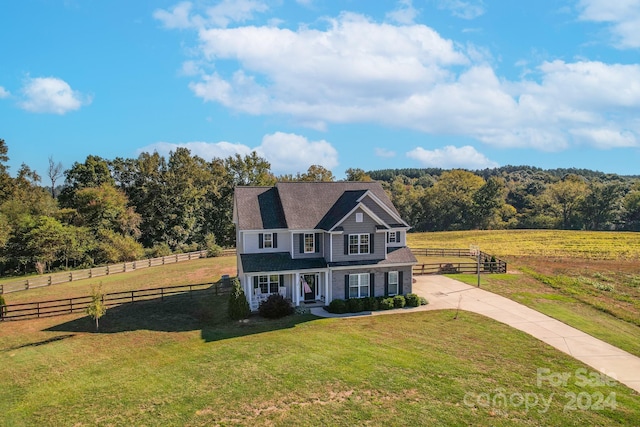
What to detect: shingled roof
<box><xmin>234</xmin><ymin>181</ymin><xmax>403</xmax><ymax>231</ymax></box>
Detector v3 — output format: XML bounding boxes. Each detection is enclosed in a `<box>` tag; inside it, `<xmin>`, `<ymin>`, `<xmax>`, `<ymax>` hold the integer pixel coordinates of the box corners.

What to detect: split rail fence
<box><xmin>0</xmin><ymin>281</ymin><xmax>231</xmax><ymax>321</ymax></box>
<box><xmin>411</xmin><ymin>248</ymin><xmax>507</xmax><ymax>275</ymax></box>
<box><xmin>0</xmin><ymin>249</ymin><xmax>236</xmax><ymax>295</ymax></box>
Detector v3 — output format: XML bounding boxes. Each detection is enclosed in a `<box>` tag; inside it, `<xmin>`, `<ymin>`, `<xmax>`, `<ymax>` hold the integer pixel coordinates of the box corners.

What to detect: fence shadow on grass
<box><xmin>45</xmin><ymin>288</ymin><xmax>319</xmax><ymax>343</ymax></box>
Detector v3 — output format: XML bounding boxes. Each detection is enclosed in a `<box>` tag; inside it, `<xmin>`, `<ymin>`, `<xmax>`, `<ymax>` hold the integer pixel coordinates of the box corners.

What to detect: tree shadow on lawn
<box><xmin>45</xmin><ymin>289</ymin><xmax>319</xmax><ymax>343</ymax></box>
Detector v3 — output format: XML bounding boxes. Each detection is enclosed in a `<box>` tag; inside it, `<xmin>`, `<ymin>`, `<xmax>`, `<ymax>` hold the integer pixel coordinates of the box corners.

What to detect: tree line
<box><xmin>1</xmin><ymin>137</ymin><xmax>639</xmax><ymax>276</ymax></box>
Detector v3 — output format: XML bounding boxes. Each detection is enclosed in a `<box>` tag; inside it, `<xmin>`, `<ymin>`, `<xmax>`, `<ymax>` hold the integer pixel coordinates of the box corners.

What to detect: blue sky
<box><xmin>1</xmin><ymin>0</ymin><xmax>640</xmax><ymax>179</ymax></box>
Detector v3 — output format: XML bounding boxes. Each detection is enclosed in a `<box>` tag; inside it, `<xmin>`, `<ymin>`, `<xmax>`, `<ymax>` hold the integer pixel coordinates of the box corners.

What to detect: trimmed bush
<box><xmin>405</xmin><ymin>293</ymin><xmax>420</xmax><ymax>307</ymax></box>
<box><xmin>419</xmin><ymin>296</ymin><xmax>429</xmax><ymax>306</ymax></box>
<box><xmin>393</xmin><ymin>295</ymin><xmax>406</xmax><ymax>308</ymax></box>
<box><xmin>259</xmin><ymin>294</ymin><xmax>294</xmax><ymax>319</ymax></box>
<box><xmin>326</xmin><ymin>298</ymin><xmax>348</xmax><ymax>314</ymax></box>
<box><xmin>363</xmin><ymin>296</ymin><xmax>379</xmax><ymax>311</ymax></box>
<box><xmin>228</xmin><ymin>278</ymin><xmax>250</xmax><ymax>320</ymax></box>
<box><xmin>348</xmin><ymin>297</ymin><xmax>365</xmax><ymax>313</ymax></box>
<box><xmin>379</xmin><ymin>297</ymin><xmax>395</xmax><ymax>310</ymax></box>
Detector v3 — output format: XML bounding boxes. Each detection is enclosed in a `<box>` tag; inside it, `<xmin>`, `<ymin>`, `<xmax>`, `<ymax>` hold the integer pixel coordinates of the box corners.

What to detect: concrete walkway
<box><xmin>311</xmin><ymin>275</ymin><xmax>640</xmax><ymax>394</ymax></box>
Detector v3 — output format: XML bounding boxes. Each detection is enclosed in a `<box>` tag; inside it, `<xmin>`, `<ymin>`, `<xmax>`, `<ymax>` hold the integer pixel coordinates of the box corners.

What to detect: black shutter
<box><xmin>396</xmin><ymin>231</ymin><xmax>400</xmax><ymax>243</ymax></box>
<box><xmin>370</xmin><ymin>233</ymin><xmax>375</xmax><ymax>254</ymax></box>
<box><xmin>279</xmin><ymin>275</ymin><xmax>284</xmax><ymax>287</ymax></box>
<box><xmin>344</xmin><ymin>235</ymin><xmax>349</xmax><ymax>255</ymax></box>
<box><xmin>299</xmin><ymin>234</ymin><xmax>304</xmax><ymax>253</ymax></box>
<box><xmin>273</xmin><ymin>233</ymin><xmax>278</xmax><ymax>249</ymax></box>
<box><xmin>386</xmin><ymin>232</ymin><xmax>390</xmax><ymax>243</ymax></box>
<box><xmin>315</xmin><ymin>233</ymin><xmax>320</xmax><ymax>253</ymax></box>
<box><xmin>258</xmin><ymin>233</ymin><xmax>263</xmax><ymax>249</ymax></box>
<box><xmin>384</xmin><ymin>272</ymin><xmax>389</xmax><ymax>296</ymax></box>
<box><xmin>370</xmin><ymin>273</ymin><xmax>375</xmax><ymax>297</ymax></box>
<box><xmin>253</xmin><ymin>276</ymin><xmax>258</xmax><ymax>290</ymax></box>
<box><xmin>399</xmin><ymin>271</ymin><xmax>404</xmax><ymax>295</ymax></box>
<box><xmin>344</xmin><ymin>275</ymin><xmax>349</xmax><ymax>299</ymax></box>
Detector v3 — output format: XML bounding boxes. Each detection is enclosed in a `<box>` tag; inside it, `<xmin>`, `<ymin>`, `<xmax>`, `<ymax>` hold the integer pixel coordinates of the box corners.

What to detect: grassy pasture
<box><xmin>1</xmin><ymin>294</ymin><xmax>638</xmax><ymax>426</ymax></box>
<box><xmin>407</xmin><ymin>229</ymin><xmax>640</xmax><ymax>260</ymax></box>
<box><xmin>1</xmin><ymin>256</ymin><xmax>237</xmax><ymax>305</ymax></box>
<box><xmin>412</xmin><ymin>230</ymin><xmax>640</xmax><ymax>357</ymax></box>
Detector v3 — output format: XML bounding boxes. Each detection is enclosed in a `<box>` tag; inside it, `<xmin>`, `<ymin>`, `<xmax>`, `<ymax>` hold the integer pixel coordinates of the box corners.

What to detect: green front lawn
<box><xmin>1</xmin><ymin>294</ymin><xmax>638</xmax><ymax>426</ymax></box>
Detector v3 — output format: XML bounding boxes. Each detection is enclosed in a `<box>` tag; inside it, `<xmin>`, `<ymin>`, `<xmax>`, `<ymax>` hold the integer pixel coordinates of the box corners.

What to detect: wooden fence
<box><xmin>411</xmin><ymin>248</ymin><xmax>507</xmax><ymax>275</ymax></box>
<box><xmin>0</xmin><ymin>281</ymin><xmax>231</xmax><ymax>321</ymax></box>
<box><xmin>0</xmin><ymin>249</ymin><xmax>236</xmax><ymax>295</ymax></box>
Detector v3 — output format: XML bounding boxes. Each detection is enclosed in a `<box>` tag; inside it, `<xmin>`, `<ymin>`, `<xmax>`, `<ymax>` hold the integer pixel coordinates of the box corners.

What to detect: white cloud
<box><xmin>19</xmin><ymin>77</ymin><xmax>91</xmax><ymax>114</ymax></box>
<box><xmin>157</xmin><ymin>4</ymin><xmax>640</xmax><ymax>153</ymax></box>
<box><xmin>154</xmin><ymin>0</ymin><xmax>268</xmax><ymax>29</ymax></box>
<box><xmin>375</xmin><ymin>148</ymin><xmax>396</xmax><ymax>158</ymax></box>
<box><xmin>138</xmin><ymin>132</ymin><xmax>338</xmax><ymax>175</ymax></box>
<box><xmin>578</xmin><ymin>0</ymin><xmax>640</xmax><ymax>48</ymax></box>
<box><xmin>0</xmin><ymin>86</ymin><xmax>9</xmax><ymax>98</ymax></box>
<box><xmin>436</xmin><ymin>0</ymin><xmax>485</xmax><ymax>20</ymax></box>
<box><xmin>407</xmin><ymin>145</ymin><xmax>498</xmax><ymax>169</ymax></box>
<box><xmin>386</xmin><ymin>0</ymin><xmax>419</xmax><ymax>25</ymax></box>
<box><xmin>255</xmin><ymin>132</ymin><xmax>338</xmax><ymax>174</ymax></box>
<box><xmin>153</xmin><ymin>1</ymin><xmax>194</xmax><ymax>29</ymax></box>
<box><xmin>138</xmin><ymin>141</ymin><xmax>253</xmax><ymax>159</ymax></box>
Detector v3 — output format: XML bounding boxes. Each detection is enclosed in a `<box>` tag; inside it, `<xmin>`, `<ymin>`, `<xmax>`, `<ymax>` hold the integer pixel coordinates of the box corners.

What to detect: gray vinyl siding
<box><xmin>292</xmin><ymin>232</ymin><xmax>323</xmax><ymax>259</ymax></box>
<box><xmin>243</xmin><ymin>231</ymin><xmax>291</xmax><ymax>254</ymax></box>
<box><xmin>330</xmin><ymin>266</ymin><xmax>413</xmax><ymax>301</ymax></box>
<box><xmin>331</xmin><ymin>208</ymin><xmax>385</xmax><ymax>263</ymax></box>
<box><xmin>324</xmin><ymin>233</ymin><xmax>332</xmax><ymax>261</ymax></box>
<box><xmin>360</xmin><ymin>195</ymin><xmax>398</xmax><ymax>225</ymax></box>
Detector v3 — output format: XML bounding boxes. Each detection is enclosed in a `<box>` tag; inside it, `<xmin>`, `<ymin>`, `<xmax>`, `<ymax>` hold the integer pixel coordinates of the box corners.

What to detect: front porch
<box><xmin>245</xmin><ymin>270</ymin><xmax>331</xmax><ymax>311</ymax></box>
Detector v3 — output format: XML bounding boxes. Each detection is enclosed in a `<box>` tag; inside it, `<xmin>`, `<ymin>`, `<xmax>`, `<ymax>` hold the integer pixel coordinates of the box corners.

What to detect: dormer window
<box><xmin>388</xmin><ymin>231</ymin><xmax>400</xmax><ymax>243</ymax></box>
<box><xmin>259</xmin><ymin>232</ymin><xmax>277</xmax><ymax>249</ymax></box>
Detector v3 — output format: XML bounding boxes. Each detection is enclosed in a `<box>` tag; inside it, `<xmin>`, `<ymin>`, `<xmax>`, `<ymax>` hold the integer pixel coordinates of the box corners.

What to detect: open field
<box><xmin>1</xmin><ymin>256</ymin><xmax>237</xmax><ymax>305</ymax></box>
<box><xmin>417</xmin><ymin>230</ymin><xmax>640</xmax><ymax>358</ymax></box>
<box><xmin>407</xmin><ymin>229</ymin><xmax>640</xmax><ymax>260</ymax></box>
<box><xmin>1</xmin><ymin>294</ymin><xmax>638</xmax><ymax>426</ymax></box>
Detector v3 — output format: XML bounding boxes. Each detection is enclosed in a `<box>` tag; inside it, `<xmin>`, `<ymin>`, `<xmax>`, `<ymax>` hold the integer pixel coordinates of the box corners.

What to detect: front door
<box><xmin>302</xmin><ymin>274</ymin><xmax>316</xmax><ymax>302</ymax></box>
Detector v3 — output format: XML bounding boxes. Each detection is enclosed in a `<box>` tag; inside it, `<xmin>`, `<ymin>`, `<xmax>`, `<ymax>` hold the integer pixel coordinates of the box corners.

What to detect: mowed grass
<box><xmin>1</xmin><ymin>295</ymin><xmax>638</xmax><ymax>426</ymax></box>
<box><xmin>2</xmin><ymin>256</ymin><xmax>237</xmax><ymax>305</ymax></box>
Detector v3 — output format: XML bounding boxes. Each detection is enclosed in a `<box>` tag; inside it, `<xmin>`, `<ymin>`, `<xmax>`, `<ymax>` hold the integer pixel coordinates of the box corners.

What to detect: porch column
<box><xmin>324</xmin><ymin>271</ymin><xmax>330</xmax><ymax>304</ymax></box>
<box><xmin>294</xmin><ymin>272</ymin><xmax>300</xmax><ymax>306</ymax></box>
<box><xmin>246</xmin><ymin>275</ymin><xmax>253</xmax><ymax>308</ymax></box>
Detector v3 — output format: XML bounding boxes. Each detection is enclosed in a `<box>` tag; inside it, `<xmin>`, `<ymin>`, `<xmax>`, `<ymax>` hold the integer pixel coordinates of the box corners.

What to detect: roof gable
<box><xmin>234</xmin><ymin>181</ymin><xmax>404</xmax><ymax>231</ymax></box>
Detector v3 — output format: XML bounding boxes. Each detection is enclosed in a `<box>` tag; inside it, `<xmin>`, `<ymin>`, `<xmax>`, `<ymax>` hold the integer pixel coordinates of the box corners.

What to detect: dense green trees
<box><xmin>1</xmin><ymin>137</ymin><xmax>639</xmax><ymax>277</ymax></box>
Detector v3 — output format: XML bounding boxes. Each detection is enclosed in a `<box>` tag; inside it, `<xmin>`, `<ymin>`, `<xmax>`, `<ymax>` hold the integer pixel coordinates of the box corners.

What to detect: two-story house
<box><xmin>233</xmin><ymin>181</ymin><xmax>417</xmax><ymax>310</ymax></box>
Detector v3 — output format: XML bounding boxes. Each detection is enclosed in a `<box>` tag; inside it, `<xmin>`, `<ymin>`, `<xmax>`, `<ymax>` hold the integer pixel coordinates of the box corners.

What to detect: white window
<box><xmin>355</xmin><ymin>212</ymin><xmax>363</xmax><ymax>223</ymax></box>
<box><xmin>349</xmin><ymin>234</ymin><xmax>369</xmax><ymax>255</ymax></box>
<box><xmin>388</xmin><ymin>231</ymin><xmax>398</xmax><ymax>243</ymax></box>
<box><xmin>263</xmin><ymin>233</ymin><xmax>273</xmax><ymax>248</ymax></box>
<box><xmin>388</xmin><ymin>271</ymin><xmax>399</xmax><ymax>296</ymax></box>
<box><xmin>349</xmin><ymin>273</ymin><xmax>370</xmax><ymax>298</ymax></box>
<box><xmin>256</xmin><ymin>275</ymin><xmax>280</xmax><ymax>294</ymax></box>
<box><xmin>304</xmin><ymin>233</ymin><xmax>315</xmax><ymax>253</ymax></box>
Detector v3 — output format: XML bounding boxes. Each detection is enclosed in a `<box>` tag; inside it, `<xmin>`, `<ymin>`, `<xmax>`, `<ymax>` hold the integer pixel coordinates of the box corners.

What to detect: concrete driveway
<box><xmin>312</xmin><ymin>275</ymin><xmax>640</xmax><ymax>394</ymax></box>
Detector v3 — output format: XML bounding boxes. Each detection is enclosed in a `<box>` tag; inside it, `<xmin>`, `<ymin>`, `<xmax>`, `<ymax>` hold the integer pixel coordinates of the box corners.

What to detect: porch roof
<box><xmin>240</xmin><ymin>252</ymin><xmax>327</xmax><ymax>273</ymax></box>
<box><xmin>327</xmin><ymin>247</ymin><xmax>417</xmax><ymax>268</ymax></box>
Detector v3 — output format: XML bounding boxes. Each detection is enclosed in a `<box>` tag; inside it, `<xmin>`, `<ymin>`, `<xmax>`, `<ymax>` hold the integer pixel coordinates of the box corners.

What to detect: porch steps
<box><xmin>300</xmin><ymin>301</ymin><xmax>325</xmax><ymax>309</ymax></box>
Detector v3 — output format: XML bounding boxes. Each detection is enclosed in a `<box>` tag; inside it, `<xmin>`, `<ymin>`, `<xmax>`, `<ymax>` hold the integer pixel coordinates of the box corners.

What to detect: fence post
<box><xmin>0</xmin><ymin>284</ymin><xmax>3</xmax><ymax>294</ymax></box>
<box><xmin>70</xmin><ymin>298</ymin><xmax>73</xmax><ymax>314</ymax></box>
<box><xmin>162</xmin><ymin>256</ymin><xmax>165</xmax><ymax>265</ymax></box>
<box><xmin>176</xmin><ymin>254</ymin><xmax>179</xmax><ymax>263</ymax></box>
<box><xmin>106</xmin><ymin>265</ymin><xmax>110</xmax><ymax>275</ymax></box>
<box><xmin>25</xmin><ymin>280</ymin><xmax>29</xmax><ymax>290</ymax></box>
<box><xmin>133</xmin><ymin>261</ymin><xmax>136</xmax><ymax>270</ymax></box>
<box><xmin>123</xmin><ymin>263</ymin><xmax>126</xmax><ymax>273</ymax></box>
<box><xmin>161</xmin><ymin>287</ymin><xmax>164</xmax><ymax>301</ymax></box>
<box><xmin>49</xmin><ymin>276</ymin><xmax>53</xmax><ymax>286</ymax></box>
<box><xmin>89</xmin><ymin>268</ymin><xmax>92</xmax><ymax>278</ymax></box>
<box><xmin>69</xmin><ymin>272</ymin><xmax>73</xmax><ymax>282</ymax></box>
<box><xmin>37</xmin><ymin>302</ymin><xmax>40</xmax><ymax>318</ymax></box>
